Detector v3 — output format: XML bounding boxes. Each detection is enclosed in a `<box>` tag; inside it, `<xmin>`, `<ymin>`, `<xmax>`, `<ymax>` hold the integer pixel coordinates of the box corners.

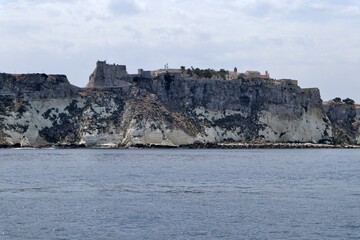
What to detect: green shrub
<box><xmin>343</xmin><ymin>98</ymin><xmax>355</xmax><ymax>105</ymax></box>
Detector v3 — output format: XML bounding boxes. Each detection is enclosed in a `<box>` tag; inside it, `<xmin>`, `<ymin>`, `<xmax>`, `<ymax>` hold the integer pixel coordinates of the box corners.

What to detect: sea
<box><xmin>0</xmin><ymin>148</ymin><xmax>359</xmax><ymax>240</ymax></box>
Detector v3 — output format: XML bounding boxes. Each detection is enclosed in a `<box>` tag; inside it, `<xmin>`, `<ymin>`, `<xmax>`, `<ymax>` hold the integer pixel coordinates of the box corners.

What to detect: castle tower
<box><xmin>265</xmin><ymin>70</ymin><xmax>269</xmax><ymax>78</ymax></box>
<box><xmin>86</xmin><ymin>61</ymin><xmax>129</xmax><ymax>88</ymax></box>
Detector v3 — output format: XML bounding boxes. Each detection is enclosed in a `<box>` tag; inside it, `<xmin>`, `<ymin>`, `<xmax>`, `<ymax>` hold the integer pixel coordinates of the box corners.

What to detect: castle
<box><xmin>86</xmin><ymin>61</ymin><xmax>129</xmax><ymax>88</ymax></box>
<box><xmin>86</xmin><ymin>61</ymin><xmax>298</xmax><ymax>88</ymax></box>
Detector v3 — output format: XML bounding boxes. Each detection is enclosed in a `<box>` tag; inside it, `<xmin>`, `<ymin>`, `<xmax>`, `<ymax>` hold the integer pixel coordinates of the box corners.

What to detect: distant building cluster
<box><xmin>86</xmin><ymin>61</ymin><xmax>298</xmax><ymax>88</ymax></box>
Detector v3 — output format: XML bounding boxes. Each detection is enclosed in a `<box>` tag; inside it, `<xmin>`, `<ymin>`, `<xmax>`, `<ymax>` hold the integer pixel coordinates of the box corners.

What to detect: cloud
<box><xmin>108</xmin><ymin>0</ymin><xmax>141</xmax><ymax>16</ymax></box>
<box><xmin>0</xmin><ymin>0</ymin><xmax>359</xmax><ymax>102</ymax></box>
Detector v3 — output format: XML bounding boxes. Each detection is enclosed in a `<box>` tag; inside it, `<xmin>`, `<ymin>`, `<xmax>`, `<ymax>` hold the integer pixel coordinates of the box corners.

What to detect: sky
<box><xmin>0</xmin><ymin>0</ymin><xmax>359</xmax><ymax>102</ymax></box>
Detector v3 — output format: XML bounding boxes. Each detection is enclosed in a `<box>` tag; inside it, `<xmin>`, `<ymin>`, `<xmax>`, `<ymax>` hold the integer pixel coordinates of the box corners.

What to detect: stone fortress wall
<box><xmin>86</xmin><ymin>61</ymin><xmax>130</xmax><ymax>88</ymax></box>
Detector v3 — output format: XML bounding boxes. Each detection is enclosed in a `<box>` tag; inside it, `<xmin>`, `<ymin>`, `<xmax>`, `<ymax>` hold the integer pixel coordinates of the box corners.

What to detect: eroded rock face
<box><xmin>0</xmin><ymin>71</ymin><xmax>334</xmax><ymax>147</ymax></box>
<box><xmin>135</xmin><ymin>75</ymin><xmax>332</xmax><ymax>144</ymax></box>
<box><xmin>324</xmin><ymin>102</ymin><xmax>360</xmax><ymax>144</ymax></box>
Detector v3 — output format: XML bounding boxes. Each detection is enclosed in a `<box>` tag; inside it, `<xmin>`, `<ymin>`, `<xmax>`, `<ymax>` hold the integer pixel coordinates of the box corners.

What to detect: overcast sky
<box><xmin>0</xmin><ymin>0</ymin><xmax>359</xmax><ymax>102</ymax></box>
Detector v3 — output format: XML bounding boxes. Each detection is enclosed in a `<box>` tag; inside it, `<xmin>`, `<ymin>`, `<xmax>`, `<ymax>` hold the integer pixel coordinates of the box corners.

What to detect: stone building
<box><xmin>245</xmin><ymin>70</ymin><xmax>270</xmax><ymax>79</ymax></box>
<box><xmin>151</xmin><ymin>68</ymin><xmax>183</xmax><ymax>77</ymax></box>
<box><xmin>245</xmin><ymin>71</ymin><xmax>261</xmax><ymax>78</ymax></box>
<box><xmin>86</xmin><ymin>61</ymin><xmax>130</xmax><ymax>88</ymax></box>
<box><xmin>274</xmin><ymin>79</ymin><xmax>299</xmax><ymax>86</ymax></box>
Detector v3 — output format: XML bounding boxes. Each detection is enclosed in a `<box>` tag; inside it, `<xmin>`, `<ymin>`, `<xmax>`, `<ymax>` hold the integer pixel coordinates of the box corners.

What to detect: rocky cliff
<box><xmin>0</xmin><ymin>65</ymin><xmax>337</xmax><ymax>147</ymax></box>
<box><xmin>323</xmin><ymin>101</ymin><xmax>360</xmax><ymax>145</ymax></box>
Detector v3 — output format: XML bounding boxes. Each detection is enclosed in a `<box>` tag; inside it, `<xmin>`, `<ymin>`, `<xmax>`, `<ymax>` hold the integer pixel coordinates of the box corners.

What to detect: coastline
<box><xmin>1</xmin><ymin>142</ymin><xmax>359</xmax><ymax>149</ymax></box>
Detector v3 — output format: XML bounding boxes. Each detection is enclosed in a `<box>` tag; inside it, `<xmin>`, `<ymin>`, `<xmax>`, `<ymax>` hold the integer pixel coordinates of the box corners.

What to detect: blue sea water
<box><xmin>0</xmin><ymin>149</ymin><xmax>359</xmax><ymax>240</ymax></box>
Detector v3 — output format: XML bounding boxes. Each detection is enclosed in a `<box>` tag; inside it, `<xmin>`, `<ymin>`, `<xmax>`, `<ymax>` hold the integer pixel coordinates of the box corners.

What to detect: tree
<box><xmin>194</xmin><ymin>68</ymin><xmax>202</xmax><ymax>77</ymax></box>
<box><xmin>333</xmin><ymin>97</ymin><xmax>342</xmax><ymax>103</ymax></box>
<box><xmin>343</xmin><ymin>98</ymin><xmax>355</xmax><ymax>105</ymax></box>
<box><xmin>187</xmin><ymin>68</ymin><xmax>193</xmax><ymax>76</ymax></box>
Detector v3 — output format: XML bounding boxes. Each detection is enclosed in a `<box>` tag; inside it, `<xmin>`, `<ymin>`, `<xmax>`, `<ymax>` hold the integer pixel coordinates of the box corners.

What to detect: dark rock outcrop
<box><xmin>324</xmin><ymin>101</ymin><xmax>360</xmax><ymax>144</ymax></box>
<box><xmin>0</xmin><ymin>73</ymin><xmax>79</xmax><ymax>99</ymax></box>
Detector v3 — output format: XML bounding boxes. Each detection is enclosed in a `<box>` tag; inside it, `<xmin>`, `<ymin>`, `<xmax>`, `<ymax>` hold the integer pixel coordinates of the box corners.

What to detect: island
<box><xmin>0</xmin><ymin>61</ymin><xmax>359</xmax><ymax>148</ymax></box>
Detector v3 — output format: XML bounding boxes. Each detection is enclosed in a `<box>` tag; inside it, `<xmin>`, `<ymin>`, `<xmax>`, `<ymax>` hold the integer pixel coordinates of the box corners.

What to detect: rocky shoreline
<box><xmin>1</xmin><ymin>142</ymin><xmax>359</xmax><ymax>149</ymax></box>
<box><xmin>135</xmin><ymin>142</ymin><xmax>360</xmax><ymax>149</ymax></box>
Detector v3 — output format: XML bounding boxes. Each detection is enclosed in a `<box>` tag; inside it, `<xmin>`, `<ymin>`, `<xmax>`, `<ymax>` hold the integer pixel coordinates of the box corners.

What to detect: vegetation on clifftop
<box><xmin>186</xmin><ymin>67</ymin><xmax>229</xmax><ymax>80</ymax></box>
